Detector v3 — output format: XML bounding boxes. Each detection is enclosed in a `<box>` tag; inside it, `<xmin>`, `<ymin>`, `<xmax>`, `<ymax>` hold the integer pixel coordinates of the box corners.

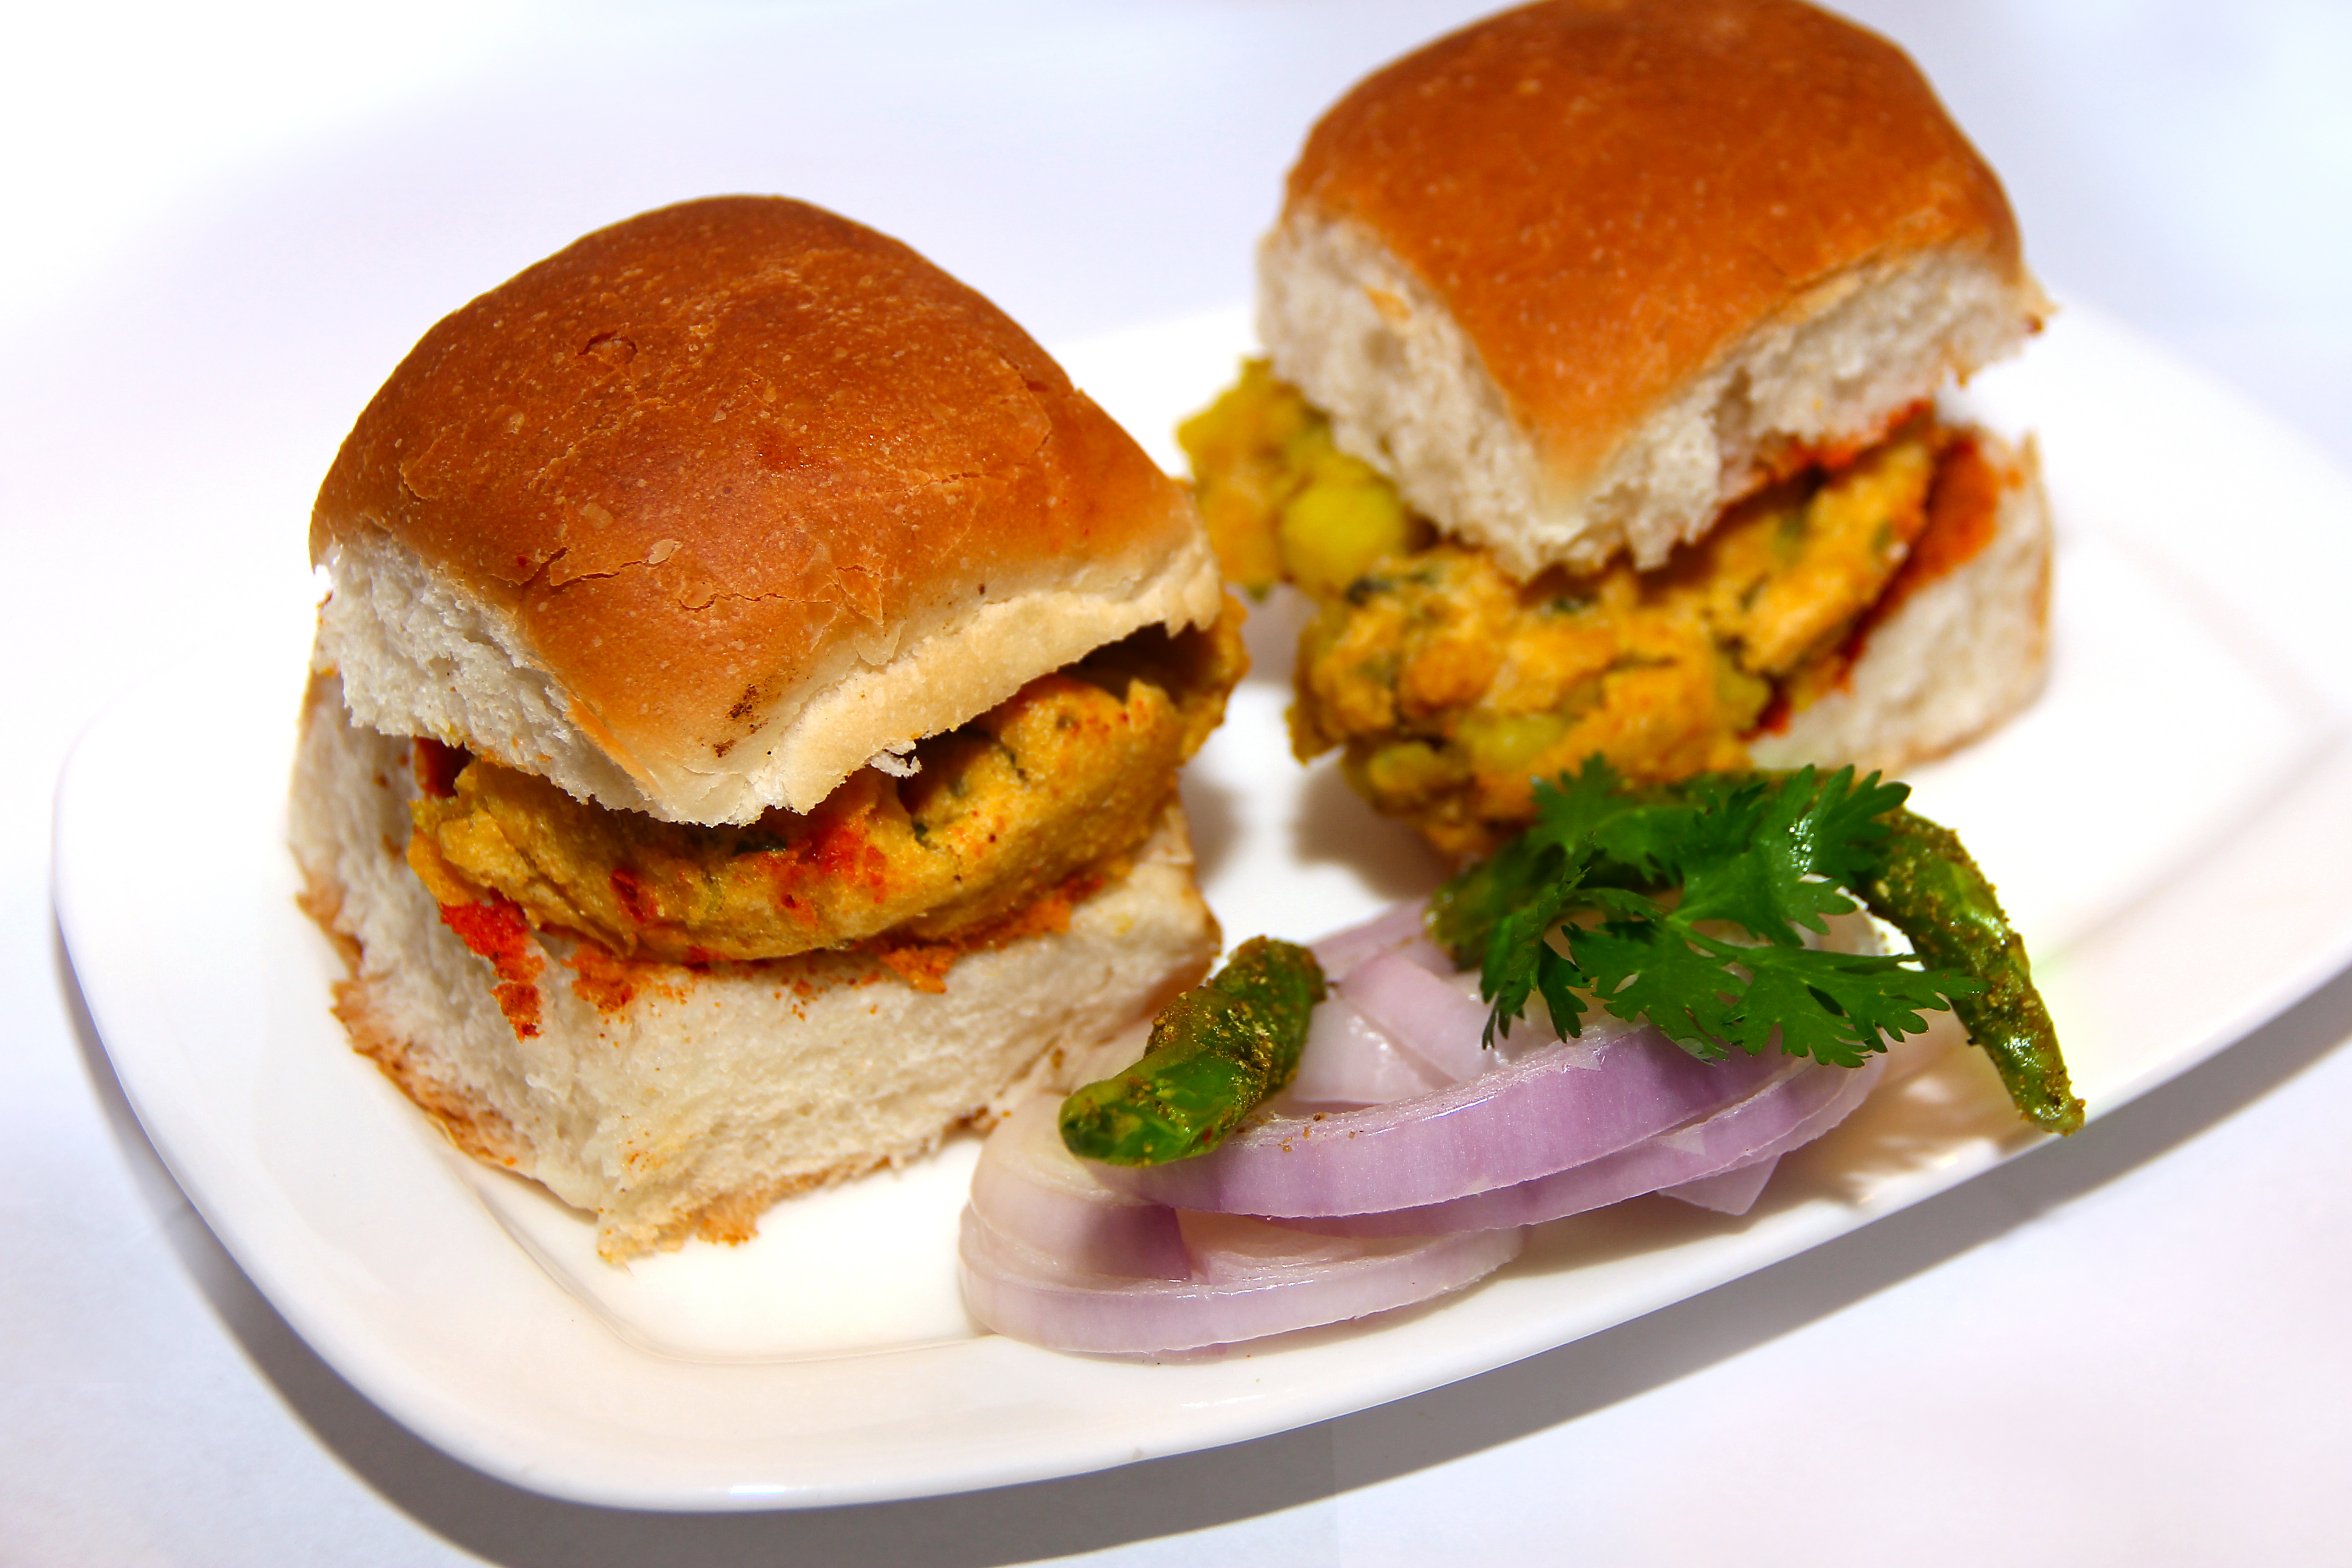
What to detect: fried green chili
<box><xmin>1858</xmin><ymin>809</ymin><xmax>2083</xmax><ymax>1134</ymax></box>
<box><xmin>1058</xmin><ymin>938</ymin><xmax>1326</xmax><ymax>1166</ymax></box>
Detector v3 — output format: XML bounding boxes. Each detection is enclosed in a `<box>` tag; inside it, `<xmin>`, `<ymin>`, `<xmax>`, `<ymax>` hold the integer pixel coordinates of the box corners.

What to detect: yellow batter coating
<box><xmin>1182</xmin><ymin>365</ymin><xmax>1939</xmax><ymax>855</ymax></box>
<box><xmin>404</xmin><ymin>609</ymin><xmax>1246</xmax><ymax>961</ymax></box>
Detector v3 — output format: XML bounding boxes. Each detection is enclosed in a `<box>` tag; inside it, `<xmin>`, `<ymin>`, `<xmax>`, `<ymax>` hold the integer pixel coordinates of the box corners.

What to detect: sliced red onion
<box><xmin>968</xmin><ymin>1097</ymin><xmax>1190</xmax><ymax>1280</ymax></box>
<box><xmin>1390</xmin><ymin>937</ymin><xmax>1459</xmax><ymax>977</ymax></box>
<box><xmin>1661</xmin><ymin>1154</ymin><xmax>1782</xmax><ymax>1216</ymax></box>
<box><xmin>1103</xmin><ymin>1011</ymin><xmax>1787</xmax><ymax>1218</ymax></box>
<box><xmin>1286</xmin><ymin>995</ymin><xmax>1446</xmax><ymax>1107</ymax></box>
<box><xmin>1307</xmin><ymin>1052</ymin><xmax>1886</xmax><ymax>1236</ymax></box>
<box><xmin>1309</xmin><ymin>899</ymin><xmax>1428</xmax><ymax>982</ymax></box>
<box><xmin>1337</xmin><ymin>950</ymin><xmax>1496</xmax><ymax>1084</ymax></box>
<box><xmin>957</xmin><ymin>1205</ymin><xmax>1521</xmax><ymax>1355</ymax></box>
<box><xmin>969</xmin><ymin>897</ymin><xmax>1914</xmax><ymax>1352</ymax></box>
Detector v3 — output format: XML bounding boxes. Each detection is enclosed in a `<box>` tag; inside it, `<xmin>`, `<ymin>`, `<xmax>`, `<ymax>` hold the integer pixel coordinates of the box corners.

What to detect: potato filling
<box><xmin>1181</xmin><ymin>363</ymin><xmax>1989</xmax><ymax>856</ymax></box>
<box><xmin>404</xmin><ymin>608</ymin><xmax>1246</xmax><ymax>963</ymax></box>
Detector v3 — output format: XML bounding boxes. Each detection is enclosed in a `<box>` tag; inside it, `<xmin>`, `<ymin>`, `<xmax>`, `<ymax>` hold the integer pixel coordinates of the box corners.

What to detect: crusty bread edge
<box><xmin>320</xmin><ymin>523</ymin><xmax>1222</xmax><ymax>826</ymax></box>
<box><xmin>1261</xmin><ymin>207</ymin><xmax>2040</xmax><ymax>578</ymax></box>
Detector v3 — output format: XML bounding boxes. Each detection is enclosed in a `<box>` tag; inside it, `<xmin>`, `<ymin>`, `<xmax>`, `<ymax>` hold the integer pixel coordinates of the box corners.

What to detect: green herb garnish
<box><xmin>1059</xmin><ymin>938</ymin><xmax>1326</xmax><ymax>1165</ymax></box>
<box><xmin>1430</xmin><ymin>760</ymin><xmax>2080</xmax><ymax>1133</ymax></box>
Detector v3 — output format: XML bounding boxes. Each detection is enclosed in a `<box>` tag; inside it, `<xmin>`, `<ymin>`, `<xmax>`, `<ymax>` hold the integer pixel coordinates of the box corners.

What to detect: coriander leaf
<box><xmin>1579</xmin><ymin>885</ymin><xmax>1669</xmax><ymax>921</ymax></box>
<box><xmin>1669</xmin><ymin>768</ymin><xmax>1874</xmax><ymax>942</ymax></box>
<box><xmin>1430</xmin><ymin>829</ymin><xmax>1555</xmax><ymax>965</ymax></box>
<box><xmin>1571</xmin><ymin>920</ymin><xmax>1744</xmax><ymax>1060</ymax></box>
<box><xmin>1716</xmin><ymin>940</ymin><xmax>1969</xmax><ymax>1068</ymax></box>
<box><xmin>1798</xmin><ymin>767</ymin><xmax>1911</xmax><ymax>892</ymax></box>
<box><xmin>1592</xmin><ymin>770</ymin><xmax>1759</xmax><ymax>887</ymax></box>
<box><xmin>1480</xmin><ymin>866</ymin><xmax>1585</xmax><ymax>1044</ymax></box>
<box><xmin>1532</xmin><ymin>939</ymin><xmax>1590</xmax><ymax>1040</ymax></box>
<box><xmin>1523</xmin><ymin>760</ymin><xmax>1637</xmax><ymax>859</ymax></box>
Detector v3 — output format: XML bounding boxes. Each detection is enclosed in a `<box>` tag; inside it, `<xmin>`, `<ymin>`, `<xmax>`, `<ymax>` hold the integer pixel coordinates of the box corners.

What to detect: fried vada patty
<box><xmin>403</xmin><ymin>606</ymin><xmax>1245</xmax><ymax>963</ymax></box>
<box><xmin>1184</xmin><ymin>366</ymin><xmax>1997</xmax><ymax>856</ymax></box>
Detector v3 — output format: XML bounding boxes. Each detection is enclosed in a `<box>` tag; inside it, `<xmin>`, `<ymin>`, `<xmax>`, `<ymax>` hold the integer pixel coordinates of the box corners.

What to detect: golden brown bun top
<box><xmin>314</xmin><ymin>196</ymin><xmax>1200</xmax><ymax>792</ymax></box>
<box><xmin>1284</xmin><ymin>0</ymin><xmax>2028</xmax><ymax>477</ymax></box>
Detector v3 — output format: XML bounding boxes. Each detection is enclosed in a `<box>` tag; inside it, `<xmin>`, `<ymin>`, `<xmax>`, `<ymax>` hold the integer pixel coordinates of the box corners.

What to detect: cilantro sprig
<box><xmin>1430</xmin><ymin>761</ymin><xmax>1976</xmax><ymax>1070</ymax></box>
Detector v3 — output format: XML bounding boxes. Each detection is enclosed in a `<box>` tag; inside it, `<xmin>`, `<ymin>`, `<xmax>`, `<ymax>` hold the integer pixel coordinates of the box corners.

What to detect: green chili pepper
<box><xmin>1058</xmin><ymin>937</ymin><xmax>1326</xmax><ymax>1165</ymax></box>
<box><xmin>1858</xmin><ymin>809</ymin><xmax>2083</xmax><ymax>1135</ymax></box>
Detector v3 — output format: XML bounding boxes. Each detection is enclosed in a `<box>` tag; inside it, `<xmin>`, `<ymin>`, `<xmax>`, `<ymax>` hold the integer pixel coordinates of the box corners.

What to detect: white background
<box><xmin>8</xmin><ymin>2</ymin><xmax>2352</xmax><ymax>1563</ymax></box>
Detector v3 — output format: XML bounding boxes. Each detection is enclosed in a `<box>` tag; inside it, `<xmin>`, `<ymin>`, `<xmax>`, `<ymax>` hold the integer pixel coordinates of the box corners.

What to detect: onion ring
<box><xmin>957</xmin><ymin>1207</ymin><xmax>1521</xmax><ymax>1355</ymax></box>
<box><xmin>1660</xmin><ymin>1154</ymin><xmax>1783</xmax><ymax>1216</ymax></box>
<box><xmin>1286</xmin><ymin>994</ymin><xmax>1446</xmax><ymax>1107</ymax></box>
<box><xmin>1301</xmin><ymin>1053</ymin><xmax>1884</xmax><ymax>1235</ymax></box>
<box><xmin>968</xmin><ymin>1097</ymin><xmax>1190</xmax><ymax>1280</ymax></box>
<box><xmin>1103</xmin><ymin>1011</ymin><xmax>1788</xmax><ymax>1218</ymax></box>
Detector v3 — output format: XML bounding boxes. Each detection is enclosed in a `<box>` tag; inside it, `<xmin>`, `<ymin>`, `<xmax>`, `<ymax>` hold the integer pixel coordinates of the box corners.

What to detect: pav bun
<box><xmin>315</xmin><ymin>196</ymin><xmax>1223</xmax><ymax>826</ymax></box>
<box><xmin>1258</xmin><ymin>0</ymin><xmax>2048</xmax><ymax>578</ymax></box>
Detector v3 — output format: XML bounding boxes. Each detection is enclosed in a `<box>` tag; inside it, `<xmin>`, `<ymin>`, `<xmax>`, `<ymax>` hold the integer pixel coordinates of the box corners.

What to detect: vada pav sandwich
<box><xmin>291</xmin><ymin>197</ymin><xmax>1242</xmax><ymax>1259</ymax></box>
<box><xmin>1185</xmin><ymin>0</ymin><xmax>2054</xmax><ymax>856</ymax></box>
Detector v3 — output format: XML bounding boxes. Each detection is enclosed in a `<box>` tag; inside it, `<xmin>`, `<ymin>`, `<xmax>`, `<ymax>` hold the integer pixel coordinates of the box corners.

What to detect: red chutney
<box><xmin>871</xmin><ymin>871</ymin><xmax>1102</xmax><ymax>994</ymax></box>
<box><xmin>1754</xmin><ymin>430</ymin><xmax>2012</xmax><ymax>734</ymax></box>
<box><xmin>564</xmin><ymin>942</ymin><xmax>687</xmax><ymax>1016</ymax></box>
<box><xmin>608</xmin><ymin>866</ymin><xmax>658</xmax><ymax>926</ymax></box>
<box><xmin>1846</xmin><ymin>433</ymin><xmax>2006</xmax><ymax>658</ymax></box>
<box><xmin>807</xmin><ymin>817</ymin><xmax>893</xmax><ymax>903</ymax></box>
<box><xmin>755</xmin><ymin>816</ymin><xmax>894</xmax><ymax>919</ymax></box>
<box><xmin>436</xmin><ymin>896</ymin><xmax>544</xmax><ymax>1038</ymax></box>
<box><xmin>568</xmin><ymin>945</ymin><xmax>640</xmax><ymax>1014</ymax></box>
<box><xmin>411</xmin><ymin>737</ymin><xmax>469</xmax><ymax>799</ymax></box>
<box><xmin>1750</xmin><ymin>685</ymin><xmax>1796</xmax><ymax>738</ymax></box>
<box><xmin>1750</xmin><ymin>399</ymin><xmax>1933</xmax><ymax>494</ymax></box>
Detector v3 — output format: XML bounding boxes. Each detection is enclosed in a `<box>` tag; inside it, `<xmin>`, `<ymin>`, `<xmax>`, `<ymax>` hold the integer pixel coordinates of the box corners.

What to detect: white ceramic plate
<box><xmin>53</xmin><ymin>304</ymin><xmax>2352</xmax><ymax>1510</ymax></box>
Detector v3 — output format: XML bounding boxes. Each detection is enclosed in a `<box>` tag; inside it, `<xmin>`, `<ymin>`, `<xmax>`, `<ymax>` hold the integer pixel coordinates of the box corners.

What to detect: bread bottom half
<box><xmin>289</xmin><ymin>673</ymin><xmax>1219</xmax><ymax>1260</ymax></box>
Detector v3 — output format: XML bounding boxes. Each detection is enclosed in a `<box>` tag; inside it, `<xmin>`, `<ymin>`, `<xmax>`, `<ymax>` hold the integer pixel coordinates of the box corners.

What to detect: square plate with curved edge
<box><xmin>52</xmin><ymin>303</ymin><xmax>2352</xmax><ymax>1509</ymax></box>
